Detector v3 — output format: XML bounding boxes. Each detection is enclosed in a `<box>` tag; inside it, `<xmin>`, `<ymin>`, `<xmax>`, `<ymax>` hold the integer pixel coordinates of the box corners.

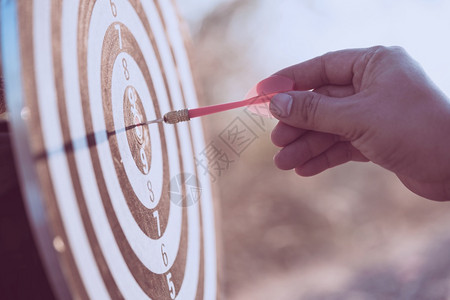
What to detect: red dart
<box><xmin>142</xmin><ymin>75</ymin><xmax>294</xmax><ymax>125</ymax></box>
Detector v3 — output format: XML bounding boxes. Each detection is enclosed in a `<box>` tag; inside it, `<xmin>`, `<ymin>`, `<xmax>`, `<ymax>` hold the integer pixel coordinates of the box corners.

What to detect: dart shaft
<box><xmin>161</xmin><ymin>92</ymin><xmax>279</xmax><ymax>125</ymax></box>
<box><xmin>189</xmin><ymin>92</ymin><xmax>278</xmax><ymax>119</ymax></box>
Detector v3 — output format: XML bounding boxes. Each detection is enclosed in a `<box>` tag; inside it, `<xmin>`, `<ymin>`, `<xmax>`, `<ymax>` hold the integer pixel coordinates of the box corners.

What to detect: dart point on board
<box><xmin>136</xmin><ymin>108</ymin><xmax>190</xmax><ymax>127</ymax></box>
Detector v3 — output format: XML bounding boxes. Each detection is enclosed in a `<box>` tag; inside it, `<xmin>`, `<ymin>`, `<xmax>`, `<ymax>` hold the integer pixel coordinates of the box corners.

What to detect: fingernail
<box><xmin>270</xmin><ymin>93</ymin><xmax>292</xmax><ymax>118</ymax></box>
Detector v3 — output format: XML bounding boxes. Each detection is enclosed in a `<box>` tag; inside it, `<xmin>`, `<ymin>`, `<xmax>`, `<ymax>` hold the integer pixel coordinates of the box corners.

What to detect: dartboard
<box><xmin>0</xmin><ymin>1</ymin><xmax>217</xmax><ymax>299</ymax></box>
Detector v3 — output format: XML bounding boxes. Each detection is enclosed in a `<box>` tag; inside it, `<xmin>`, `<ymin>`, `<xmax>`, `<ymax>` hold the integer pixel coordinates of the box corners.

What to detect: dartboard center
<box><xmin>123</xmin><ymin>85</ymin><xmax>152</xmax><ymax>175</ymax></box>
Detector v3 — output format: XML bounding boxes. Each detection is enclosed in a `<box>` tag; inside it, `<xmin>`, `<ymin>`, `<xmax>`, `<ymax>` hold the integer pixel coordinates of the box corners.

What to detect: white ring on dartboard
<box><xmin>112</xmin><ymin>53</ymin><xmax>164</xmax><ymax>210</ymax></box>
<box><xmin>150</xmin><ymin>1</ymin><xmax>218</xmax><ymax>298</ymax></box>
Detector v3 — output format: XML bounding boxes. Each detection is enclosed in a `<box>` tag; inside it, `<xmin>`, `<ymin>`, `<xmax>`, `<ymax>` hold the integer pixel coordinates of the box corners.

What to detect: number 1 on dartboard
<box><xmin>153</xmin><ymin>210</ymin><xmax>161</xmax><ymax>237</ymax></box>
<box><xmin>114</xmin><ymin>24</ymin><xmax>122</xmax><ymax>49</ymax></box>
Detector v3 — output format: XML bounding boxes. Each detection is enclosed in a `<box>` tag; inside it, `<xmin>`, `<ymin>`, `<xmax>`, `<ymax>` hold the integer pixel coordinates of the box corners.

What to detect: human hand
<box><xmin>268</xmin><ymin>46</ymin><xmax>450</xmax><ymax>201</ymax></box>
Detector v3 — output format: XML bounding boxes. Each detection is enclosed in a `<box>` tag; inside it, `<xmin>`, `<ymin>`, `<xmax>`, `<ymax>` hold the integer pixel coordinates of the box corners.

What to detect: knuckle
<box><xmin>296</xmin><ymin>92</ymin><xmax>321</xmax><ymax>128</ymax></box>
<box><xmin>388</xmin><ymin>45</ymin><xmax>406</xmax><ymax>55</ymax></box>
<box><xmin>360</xmin><ymin>46</ymin><xmax>409</xmax><ymax>79</ymax></box>
<box><xmin>344</xmin><ymin>142</ymin><xmax>353</xmax><ymax>161</ymax></box>
<box><xmin>368</xmin><ymin>46</ymin><xmax>389</xmax><ymax>62</ymax></box>
<box><xmin>370</xmin><ymin>45</ymin><xmax>406</xmax><ymax>61</ymax></box>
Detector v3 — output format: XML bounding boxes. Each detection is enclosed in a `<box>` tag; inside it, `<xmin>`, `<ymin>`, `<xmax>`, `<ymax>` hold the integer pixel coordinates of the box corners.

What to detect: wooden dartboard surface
<box><xmin>0</xmin><ymin>1</ymin><xmax>217</xmax><ymax>299</ymax></box>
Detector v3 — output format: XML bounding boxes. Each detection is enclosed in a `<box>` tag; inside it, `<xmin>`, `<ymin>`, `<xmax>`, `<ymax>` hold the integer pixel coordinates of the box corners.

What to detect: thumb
<box><xmin>269</xmin><ymin>91</ymin><xmax>360</xmax><ymax>137</ymax></box>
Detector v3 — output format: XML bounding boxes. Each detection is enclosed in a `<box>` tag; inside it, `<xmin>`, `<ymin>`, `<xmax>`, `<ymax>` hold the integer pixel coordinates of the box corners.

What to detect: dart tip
<box><xmin>133</xmin><ymin>109</ymin><xmax>191</xmax><ymax>127</ymax></box>
<box><xmin>132</xmin><ymin>118</ymin><xmax>164</xmax><ymax>128</ymax></box>
<box><xmin>146</xmin><ymin>118</ymin><xmax>164</xmax><ymax>125</ymax></box>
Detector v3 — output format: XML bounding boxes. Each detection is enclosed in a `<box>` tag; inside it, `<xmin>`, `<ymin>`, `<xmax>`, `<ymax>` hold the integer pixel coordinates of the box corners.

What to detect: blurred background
<box><xmin>176</xmin><ymin>1</ymin><xmax>450</xmax><ymax>299</ymax></box>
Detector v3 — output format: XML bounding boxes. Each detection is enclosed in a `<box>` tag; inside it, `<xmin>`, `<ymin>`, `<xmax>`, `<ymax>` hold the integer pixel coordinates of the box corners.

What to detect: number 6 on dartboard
<box><xmin>110</xmin><ymin>0</ymin><xmax>118</xmax><ymax>17</ymax></box>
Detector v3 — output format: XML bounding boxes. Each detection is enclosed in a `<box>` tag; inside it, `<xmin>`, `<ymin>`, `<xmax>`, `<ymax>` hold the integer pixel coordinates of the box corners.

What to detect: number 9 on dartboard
<box><xmin>0</xmin><ymin>1</ymin><xmax>218</xmax><ymax>299</ymax></box>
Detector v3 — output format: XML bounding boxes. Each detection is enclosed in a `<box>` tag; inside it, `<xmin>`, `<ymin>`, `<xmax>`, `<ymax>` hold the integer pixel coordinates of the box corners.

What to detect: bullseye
<box><xmin>124</xmin><ymin>86</ymin><xmax>151</xmax><ymax>175</ymax></box>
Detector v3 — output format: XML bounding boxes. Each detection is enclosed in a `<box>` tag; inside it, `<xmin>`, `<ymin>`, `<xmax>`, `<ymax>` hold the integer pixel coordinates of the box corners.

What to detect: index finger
<box><xmin>273</xmin><ymin>47</ymin><xmax>374</xmax><ymax>91</ymax></box>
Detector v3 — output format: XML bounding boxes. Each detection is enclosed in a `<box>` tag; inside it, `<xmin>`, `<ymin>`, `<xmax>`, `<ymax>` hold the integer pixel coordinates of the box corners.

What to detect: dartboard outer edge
<box><xmin>0</xmin><ymin>1</ymin><xmax>72</xmax><ymax>299</ymax></box>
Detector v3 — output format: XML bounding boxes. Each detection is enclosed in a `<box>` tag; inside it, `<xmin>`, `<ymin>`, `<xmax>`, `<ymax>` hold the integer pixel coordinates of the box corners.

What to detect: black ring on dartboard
<box><xmin>76</xmin><ymin>1</ymin><xmax>191</xmax><ymax>298</ymax></box>
<box><xmin>101</xmin><ymin>22</ymin><xmax>171</xmax><ymax>240</ymax></box>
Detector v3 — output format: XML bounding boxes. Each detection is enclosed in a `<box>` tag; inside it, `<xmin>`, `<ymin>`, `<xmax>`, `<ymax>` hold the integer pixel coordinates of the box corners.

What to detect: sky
<box><xmin>176</xmin><ymin>0</ymin><xmax>450</xmax><ymax>95</ymax></box>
